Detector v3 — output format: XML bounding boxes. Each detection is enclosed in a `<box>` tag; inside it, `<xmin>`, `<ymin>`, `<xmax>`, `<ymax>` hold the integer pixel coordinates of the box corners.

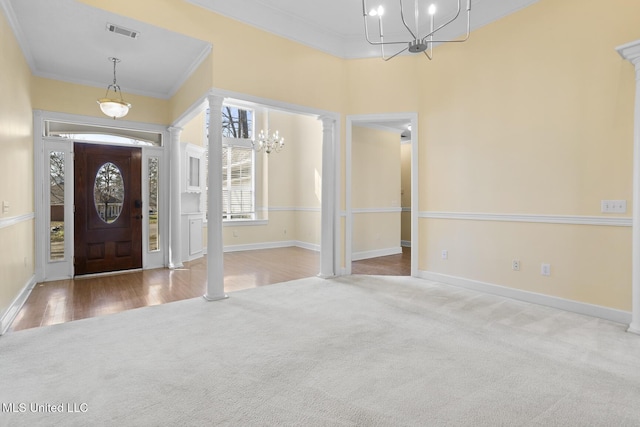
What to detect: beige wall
<box><xmin>170</xmin><ymin>53</ymin><xmax>213</xmax><ymax>123</ymax></box>
<box><xmin>400</xmin><ymin>143</ymin><xmax>411</xmax><ymax>243</ymax></box>
<box><xmin>31</xmin><ymin>77</ymin><xmax>171</xmax><ymax>125</ymax></box>
<box><xmin>352</xmin><ymin>126</ymin><xmax>401</xmax><ymax>257</ymax></box>
<box><xmin>0</xmin><ymin>9</ymin><xmax>35</xmax><ymax>317</ymax></box>
<box><xmin>181</xmin><ymin>110</ymin><xmax>206</xmax><ymax>147</ymax></box>
<box><xmin>414</xmin><ymin>0</ymin><xmax>639</xmax><ymax>310</ymax></box>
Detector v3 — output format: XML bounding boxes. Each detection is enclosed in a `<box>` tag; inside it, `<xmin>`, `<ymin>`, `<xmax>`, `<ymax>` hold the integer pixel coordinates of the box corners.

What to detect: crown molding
<box><xmin>0</xmin><ymin>0</ymin><xmax>36</xmax><ymax>72</ymax></box>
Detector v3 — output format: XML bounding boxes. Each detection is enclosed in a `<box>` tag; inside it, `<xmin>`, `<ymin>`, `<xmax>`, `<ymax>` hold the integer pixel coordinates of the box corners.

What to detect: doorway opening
<box><xmin>346</xmin><ymin>113</ymin><xmax>418</xmax><ymax>277</ymax></box>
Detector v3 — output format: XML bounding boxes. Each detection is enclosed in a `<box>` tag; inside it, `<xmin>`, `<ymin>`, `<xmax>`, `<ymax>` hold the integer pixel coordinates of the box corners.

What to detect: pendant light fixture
<box><xmin>362</xmin><ymin>0</ymin><xmax>472</xmax><ymax>61</ymax></box>
<box><xmin>97</xmin><ymin>57</ymin><xmax>132</xmax><ymax>119</ymax></box>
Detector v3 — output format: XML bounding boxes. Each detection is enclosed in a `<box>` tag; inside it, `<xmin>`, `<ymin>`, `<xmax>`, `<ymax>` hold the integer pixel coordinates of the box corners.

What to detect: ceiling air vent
<box><xmin>106</xmin><ymin>23</ymin><xmax>140</xmax><ymax>39</ymax></box>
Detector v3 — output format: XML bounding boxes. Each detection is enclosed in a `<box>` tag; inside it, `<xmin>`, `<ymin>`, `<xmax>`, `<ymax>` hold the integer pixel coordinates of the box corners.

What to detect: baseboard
<box><xmin>401</xmin><ymin>240</ymin><xmax>411</xmax><ymax>248</ymax></box>
<box><xmin>294</xmin><ymin>241</ymin><xmax>320</xmax><ymax>252</ymax></box>
<box><xmin>352</xmin><ymin>247</ymin><xmax>402</xmax><ymax>261</ymax></box>
<box><xmin>418</xmin><ymin>270</ymin><xmax>632</xmax><ymax>325</ymax></box>
<box><xmin>0</xmin><ymin>275</ymin><xmax>37</xmax><ymax>335</ymax></box>
<box><xmin>205</xmin><ymin>240</ymin><xmax>320</xmax><ymax>254</ymax></box>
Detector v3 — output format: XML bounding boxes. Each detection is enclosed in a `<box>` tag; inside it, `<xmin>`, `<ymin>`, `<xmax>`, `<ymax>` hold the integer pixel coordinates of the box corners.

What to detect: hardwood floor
<box><xmin>8</xmin><ymin>246</ymin><xmax>411</xmax><ymax>333</ymax></box>
<box><xmin>352</xmin><ymin>247</ymin><xmax>411</xmax><ymax>276</ymax></box>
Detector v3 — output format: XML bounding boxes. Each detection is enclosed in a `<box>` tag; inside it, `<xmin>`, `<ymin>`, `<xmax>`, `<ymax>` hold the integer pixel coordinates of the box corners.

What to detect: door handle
<box><xmin>135</xmin><ymin>214</ymin><xmax>143</xmax><ymax>220</ymax></box>
<box><xmin>135</xmin><ymin>199</ymin><xmax>143</xmax><ymax>208</ymax></box>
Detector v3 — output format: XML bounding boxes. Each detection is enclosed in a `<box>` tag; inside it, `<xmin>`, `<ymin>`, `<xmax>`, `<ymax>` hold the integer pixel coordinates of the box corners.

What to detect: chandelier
<box><xmin>362</xmin><ymin>0</ymin><xmax>471</xmax><ymax>61</ymax></box>
<box><xmin>253</xmin><ymin>129</ymin><xmax>284</xmax><ymax>154</ymax></box>
<box><xmin>97</xmin><ymin>57</ymin><xmax>132</xmax><ymax>119</ymax></box>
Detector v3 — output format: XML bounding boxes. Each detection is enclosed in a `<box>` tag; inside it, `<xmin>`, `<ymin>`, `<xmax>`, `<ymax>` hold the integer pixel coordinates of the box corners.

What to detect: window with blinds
<box><xmin>222</xmin><ymin>145</ymin><xmax>254</xmax><ymax>220</ymax></box>
<box><xmin>204</xmin><ymin>105</ymin><xmax>256</xmax><ymax>221</ymax></box>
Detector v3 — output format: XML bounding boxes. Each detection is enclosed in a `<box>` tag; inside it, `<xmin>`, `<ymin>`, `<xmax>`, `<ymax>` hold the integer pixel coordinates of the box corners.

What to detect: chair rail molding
<box><xmin>616</xmin><ymin>39</ymin><xmax>640</xmax><ymax>335</ymax></box>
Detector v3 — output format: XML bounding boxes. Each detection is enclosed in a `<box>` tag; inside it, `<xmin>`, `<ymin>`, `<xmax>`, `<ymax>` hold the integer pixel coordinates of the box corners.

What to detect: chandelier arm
<box><xmin>398</xmin><ymin>0</ymin><xmax>418</xmax><ymax>40</ymax></box>
<box><xmin>420</xmin><ymin>0</ymin><xmax>463</xmax><ymax>41</ymax></box>
<box><xmin>423</xmin><ymin>11</ymin><xmax>471</xmax><ymax>45</ymax></box>
<box><xmin>423</xmin><ymin>50</ymin><xmax>433</xmax><ymax>60</ymax></box>
<box><xmin>383</xmin><ymin>46</ymin><xmax>409</xmax><ymax>61</ymax></box>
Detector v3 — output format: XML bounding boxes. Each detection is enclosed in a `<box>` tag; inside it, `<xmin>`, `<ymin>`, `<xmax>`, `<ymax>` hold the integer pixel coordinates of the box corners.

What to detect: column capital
<box><xmin>318</xmin><ymin>115</ymin><xmax>336</xmax><ymax>129</ymax></box>
<box><xmin>617</xmin><ymin>39</ymin><xmax>640</xmax><ymax>72</ymax></box>
<box><xmin>207</xmin><ymin>93</ymin><xmax>225</xmax><ymax>110</ymax></box>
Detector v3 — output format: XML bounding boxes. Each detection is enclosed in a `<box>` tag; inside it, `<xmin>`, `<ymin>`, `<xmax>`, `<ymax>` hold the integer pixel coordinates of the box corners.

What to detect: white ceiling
<box><xmin>1</xmin><ymin>0</ymin><xmax>538</xmax><ymax>106</ymax></box>
<box><xmin>2</xmin><ymin>0</ymin><xmax>211</xmax><ymax>99</ymax></box>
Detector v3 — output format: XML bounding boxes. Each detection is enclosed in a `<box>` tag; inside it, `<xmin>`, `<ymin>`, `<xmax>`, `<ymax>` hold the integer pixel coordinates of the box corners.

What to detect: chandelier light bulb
<box><xmin>428</xmin><ymin>4</ymin><xmax>436</xmax><ymax>15</ymax></box>
<box><xmin>369</xmin><ymin>5</ymin><xmax>384</xmax><ymax>16</ymax></box>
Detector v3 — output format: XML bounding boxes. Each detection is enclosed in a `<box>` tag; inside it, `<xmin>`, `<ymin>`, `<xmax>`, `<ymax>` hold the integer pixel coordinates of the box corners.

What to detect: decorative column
<box><xmin>204</xmin><ymin>94</ymin><xmax>228</xmax><ymax>301</ymax></box>
<box><xmin>169</xmin><ymin>126</ymin><xmax>183</xmax><ymax>269</ymax></box>
<box><xmin>319</xmin><ymin>116</ymin><xmax>336</xmax><ymax>278</ymax></box>
<box><xmin>617</xmin><ymin>40</ymin><xmax>640</xmax><ymax>335</ymax></box>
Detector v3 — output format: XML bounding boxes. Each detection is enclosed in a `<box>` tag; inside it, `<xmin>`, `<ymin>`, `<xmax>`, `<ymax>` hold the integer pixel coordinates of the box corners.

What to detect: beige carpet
<box><xmin>1</xmin><ymin>275</ymin><xmax>640</xmax><ymax>426</ymax></box>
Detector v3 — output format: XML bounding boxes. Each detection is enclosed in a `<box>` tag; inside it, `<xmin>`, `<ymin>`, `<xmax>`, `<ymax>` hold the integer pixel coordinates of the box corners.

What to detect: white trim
<box><xmin>207</xmin><ymin>88</ymin><xmax>339</xmax><ymax>122</ymax></box>
<box><xmin>295</xmin><ymin>240</ymin><xmax>320</xmax><ymax>252</ymax></box>
<box><xmin>617</xmin><ymin>39</ymin><xmax>640</xmax><ymax>334</ymax></box>
<box><xmin>222</xmin><ymin>240</ymin><xmax>319</xmax><ymax>253</ymax></box>
<box><xmin>401</xmin><ymin>240</ymin><xmax>411</xmax><ymax>247</ymax></box>
<box><xmin>420</xmin><ymin>211</ymin><xmax>632</xmax><ymax>227</ymax></box>
<box><xmin>0</xmin><ymin>275</ymin><xmax>36</xmax><ymax>335</ymax></box>
<box><xmin>418</xmin><ymin>270</ymin><xmax>632</xmax><ymax>325</ymax></box>
<box><xmin>0</xmin><ymin>213</ymin><xmax>34</xmax><ymax>230</ymax></box>
<box><xmin>268</xmin><ymin>206</ymin><xmax>321</xmax><ymax>213</ymax></box>
<box><xmin>352</xmin><ymin>247</ymin><xmax>402</xmax><ymax>261</ymax></box>
<box><xmin>223</xmin><ymin>219</ymin><xmax>268</xmax><ymax>227</ymax></box>
<box><xmin>352</xmin><ymin>207</ymin><xmax>402</xmax><ymax>214</ymax></box>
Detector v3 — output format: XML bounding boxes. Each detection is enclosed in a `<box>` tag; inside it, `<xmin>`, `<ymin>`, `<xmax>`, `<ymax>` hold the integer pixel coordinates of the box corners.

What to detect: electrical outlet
<box><xmin>541</xmin><ymin>263</ymin><xmax>551</xmax><ymax>276</ymax></box>
<box><xmin>512</xmin><ymin>260</ymin><xmax>520</xmax><ymax>271</ymax></box>
<box><xmin>602</xmin><ymin>200</ymin><xmax>627</xmax><ymax>213</ymax></box>
<box><xmin>1</xmin><ymin>201</ymin><xmax>9</xmax><ymax>214</ymax></box>
<box><xmin>441</xmin><ymin>250</ymin><xmax>448</xmax><ymax>260</ymax></box>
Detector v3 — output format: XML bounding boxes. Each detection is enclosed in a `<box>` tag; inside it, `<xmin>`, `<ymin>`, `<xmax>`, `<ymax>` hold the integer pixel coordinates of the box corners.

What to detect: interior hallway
<box><xmin>9</xmin><ymin>247</ymin><xmax>411</xmax><ymax>333</ymax></box>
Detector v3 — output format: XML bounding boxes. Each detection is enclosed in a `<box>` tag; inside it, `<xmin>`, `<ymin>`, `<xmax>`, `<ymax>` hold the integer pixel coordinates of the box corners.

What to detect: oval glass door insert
<box><xmin>94</xmin><ymin>162</ymin><xmax>125</xmax><ymax>224</ymax></box>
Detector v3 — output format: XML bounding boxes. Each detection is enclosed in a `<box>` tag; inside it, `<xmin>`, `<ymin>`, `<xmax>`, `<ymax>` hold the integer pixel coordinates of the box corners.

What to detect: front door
<box><xmin>74</xmin><ymin>143</ymin><xmax>142</xmax><ymax>275</ymax></box>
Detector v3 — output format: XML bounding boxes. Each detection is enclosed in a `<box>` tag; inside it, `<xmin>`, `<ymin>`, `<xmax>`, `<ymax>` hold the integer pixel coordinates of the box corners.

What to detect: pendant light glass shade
<box><xmin>97</xmin><ymin>57</ymin><xmax>132</xmax><ymax>119</ymax></box>
<box><xmin>97</xmin><ymin>98</ymin><xmax>131</xmax><ymax>119</ymax></box>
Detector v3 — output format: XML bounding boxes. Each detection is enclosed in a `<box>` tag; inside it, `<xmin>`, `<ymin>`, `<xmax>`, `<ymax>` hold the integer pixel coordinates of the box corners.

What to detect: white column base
<box><xmin>628</xmin><ymin>323</ymin><xmax>640</xmax><ymax>335</ymax></box>
<box><xmin>317</xmin><ymin>273</ymin><xmax>335</xmax><ymax>279</ymax></box>
<box><xmin>203</xmin><ymin>293</ymin><xmax>229</xmax><ymax>302</ymax></box>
